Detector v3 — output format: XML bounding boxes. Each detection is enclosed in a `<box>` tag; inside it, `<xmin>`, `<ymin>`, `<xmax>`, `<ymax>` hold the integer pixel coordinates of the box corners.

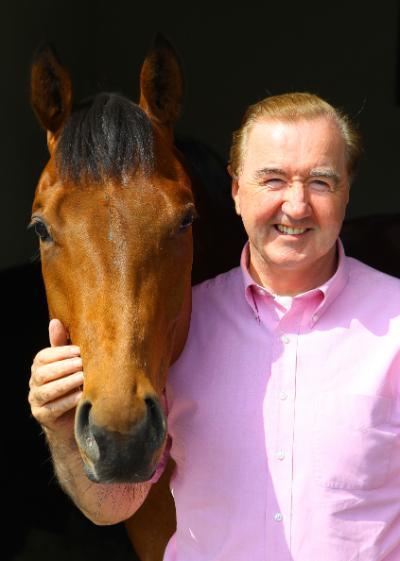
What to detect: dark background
<box><xmin>3</xmin><ymin>1</ymin><xmax>400</xmax><ymax>560</ymax></box>
<box><xmin>2</xmin><ymin>0</ymin><xmax>400</xmax><ymax>271</ymax></box>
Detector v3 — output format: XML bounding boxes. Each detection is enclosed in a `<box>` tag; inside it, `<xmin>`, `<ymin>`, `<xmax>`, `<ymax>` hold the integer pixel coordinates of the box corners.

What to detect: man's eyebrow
<box><xmin>254</xmin><ymin>167</ymin><xmax>286</xmax><ymax>179</ymax></box>
<box><xmin>309</xmin><ymin>168</ymin><xmax>340</xmax><ymax>183</ymax></box>
<box><xmin>253</xmin><ymin>167</ymin><xmax>341</xmax><ymax>184</ymax></box>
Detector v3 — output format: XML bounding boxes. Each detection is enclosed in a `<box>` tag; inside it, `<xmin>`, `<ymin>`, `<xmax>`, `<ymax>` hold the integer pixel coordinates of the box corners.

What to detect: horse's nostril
<box><xmin>76</xmin><ymin>400</ymin><xmax>92</xmax><ymax>433</ymax></box>
<box><xmin>75</xmin><ymin>400</ymin><xmax>100</xmax><ymax>464</ymax></box>
<box><xmin>144</xmin><ymin>395</ymin><xmax>167</xmax><ymax>447</ymax></box>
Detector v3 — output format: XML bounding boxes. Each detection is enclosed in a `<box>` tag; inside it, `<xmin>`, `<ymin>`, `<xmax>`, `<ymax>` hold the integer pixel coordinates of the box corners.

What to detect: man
<box><xmin>29</xmin><ymin>92</ymin><xmax>400</xmax><ymax>560</ymax></box>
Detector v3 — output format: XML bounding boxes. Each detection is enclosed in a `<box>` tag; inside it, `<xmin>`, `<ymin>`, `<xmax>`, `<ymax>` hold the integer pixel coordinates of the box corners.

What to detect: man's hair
<box><xmin>229</xmin><ymin>92</ymin><xmax>362</xmax><ymax>180</ymax></box>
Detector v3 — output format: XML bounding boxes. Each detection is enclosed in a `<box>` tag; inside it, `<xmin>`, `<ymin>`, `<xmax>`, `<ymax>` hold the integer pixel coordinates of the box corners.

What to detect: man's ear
<box><xmin>228</xmin><ymin>166</ymin><xmax>241</xmax><ymax>216</ymax></box>
<box><xmin>345</xmin><ymin>178</ymin><xmax>351</xmax><ymax>204</ymax></box>
<box><xmin>231</xmin><ymin>178</ymin><xmax>242</xmax><ymax>216</ymax></box>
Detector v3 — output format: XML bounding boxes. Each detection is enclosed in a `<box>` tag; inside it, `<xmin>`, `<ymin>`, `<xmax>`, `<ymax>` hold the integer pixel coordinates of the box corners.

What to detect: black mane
<box><xmin>56</xmin><ymin>92</ymin><xmax>155</xmax><ymax>184</ymax></box>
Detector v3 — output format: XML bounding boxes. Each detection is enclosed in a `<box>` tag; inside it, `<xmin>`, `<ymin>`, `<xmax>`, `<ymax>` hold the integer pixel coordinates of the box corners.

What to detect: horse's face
<box><xmin>31</xmin><ymin>38</ymin><xmax>192</xmax><ymax>483</ymax></box>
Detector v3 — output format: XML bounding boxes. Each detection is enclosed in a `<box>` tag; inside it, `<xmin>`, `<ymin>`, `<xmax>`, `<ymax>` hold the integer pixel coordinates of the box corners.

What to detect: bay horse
<box><xmin>30</xmin><ymin>36</ymin><xmax>245</xmax><ymax>561</ymax></box>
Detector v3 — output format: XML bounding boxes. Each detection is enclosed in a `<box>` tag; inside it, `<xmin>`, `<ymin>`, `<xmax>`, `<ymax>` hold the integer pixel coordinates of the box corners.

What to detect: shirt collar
<box><xmin>240</xmin><ymin>239</ymin><xmax>349</xmax><ymax>325</ymax></box>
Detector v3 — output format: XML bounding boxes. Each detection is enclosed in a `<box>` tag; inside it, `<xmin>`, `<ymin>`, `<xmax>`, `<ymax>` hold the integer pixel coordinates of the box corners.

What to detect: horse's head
<box><xmin>30</xmin><ymin>37</ymin><xmax>194</xmax><ymax>483</ymax></box>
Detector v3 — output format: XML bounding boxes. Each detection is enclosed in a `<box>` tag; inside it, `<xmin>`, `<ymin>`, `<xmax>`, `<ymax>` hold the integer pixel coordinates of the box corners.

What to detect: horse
<box><xmin>30</xmin><ymin>35</ymin><xmax>245</xmax><ymax>561</ymax></box>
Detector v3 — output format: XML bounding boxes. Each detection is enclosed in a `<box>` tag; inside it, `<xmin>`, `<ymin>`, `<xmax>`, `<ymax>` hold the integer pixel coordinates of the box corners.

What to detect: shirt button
<box><xmin>282</xmin><ymin>335</ymin><xmax>290</xmax><ymax>344</ymax></box>
<box><xmin>274</xmin><ymin>512</ymin><xmax>283</xmax><ymax>522</ymax></box>
<box><xmin>275</xmin><ymin>450</ymin><xmax>285</xmax><ymax>460</ymax></box>
<box><xmin>279</xmin><ymin>391</ymin><xmax>288</xmax><ymax>400</ymax></box>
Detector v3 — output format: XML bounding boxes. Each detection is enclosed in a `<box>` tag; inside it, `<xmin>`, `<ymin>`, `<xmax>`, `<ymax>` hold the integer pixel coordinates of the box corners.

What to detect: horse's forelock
<box><xmin>55</xmin><ymin>93</ymin><xmax>155</xmax><ymax>185</ymax></box>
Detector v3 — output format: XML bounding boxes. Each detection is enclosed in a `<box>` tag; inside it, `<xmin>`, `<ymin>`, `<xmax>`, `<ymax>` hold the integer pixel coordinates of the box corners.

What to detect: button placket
<box><xmin>268</xmin><ymin>311</ymin><xmax>302</xmax><ymax>549</ymax></box>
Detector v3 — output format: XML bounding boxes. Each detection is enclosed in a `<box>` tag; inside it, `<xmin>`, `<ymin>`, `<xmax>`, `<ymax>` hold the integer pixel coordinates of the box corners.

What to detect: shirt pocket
<box><xmin>313</xmin><ymin>393</ymin><xmax>398</xmax><ymax>491</ymax></box>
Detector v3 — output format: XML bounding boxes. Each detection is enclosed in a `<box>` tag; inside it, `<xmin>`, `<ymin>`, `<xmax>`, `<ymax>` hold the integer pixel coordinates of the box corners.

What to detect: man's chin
<box><xmin>260</xmin><ymin>243</ymin><xmax>313</xmax><ymax>270</ymax></box>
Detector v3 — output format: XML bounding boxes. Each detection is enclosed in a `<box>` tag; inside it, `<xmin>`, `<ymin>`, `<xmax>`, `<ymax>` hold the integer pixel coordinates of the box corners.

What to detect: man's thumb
<box><xmin>49</xmin><ymin>318</ymin><xmax>68</xmax><ymax>347</ymax></box>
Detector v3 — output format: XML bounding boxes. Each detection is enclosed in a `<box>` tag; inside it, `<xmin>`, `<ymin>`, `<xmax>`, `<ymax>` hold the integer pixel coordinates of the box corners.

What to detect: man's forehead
<box><xmin>247</xmin><ymin>116</ymin><xmax>342</xmax><ymax>142</ymax></box>
<box><xmin>243</xmin><ymin>116</ymin><xmax>347</xmax><ymax>171</ymax></box>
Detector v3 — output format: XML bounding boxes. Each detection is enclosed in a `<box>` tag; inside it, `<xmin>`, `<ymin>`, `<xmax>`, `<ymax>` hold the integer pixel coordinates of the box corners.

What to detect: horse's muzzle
<box><xmin>75</xmin><ymin>395</ymin><xmax>167</xmax><ymax>483</ymax></box>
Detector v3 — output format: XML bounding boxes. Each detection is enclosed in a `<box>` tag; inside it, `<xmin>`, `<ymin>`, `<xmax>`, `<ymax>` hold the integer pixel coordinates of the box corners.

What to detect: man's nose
<box><xmin>281</xmin><ymin>183</ymin><xmax>311</xmax><ymax>219</ymax></box>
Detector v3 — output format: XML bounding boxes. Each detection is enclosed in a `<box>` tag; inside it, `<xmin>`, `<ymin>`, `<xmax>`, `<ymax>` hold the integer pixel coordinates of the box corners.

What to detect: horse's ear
<box><xmin>139</xmin><ymin>34</ymin><xmax>184</xmax><ymax>130</ymax></box>
<box><xmin>30</xmin><ymin>43</ymin><xmax>72</xmax><ymax>141</ymax></box>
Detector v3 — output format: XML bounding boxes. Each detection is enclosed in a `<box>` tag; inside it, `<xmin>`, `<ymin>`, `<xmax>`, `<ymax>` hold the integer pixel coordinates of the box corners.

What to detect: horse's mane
<box><xmin>56</xmin><ymin>93</ymin><xmax>155</xmax><ymax>184</ymax></box>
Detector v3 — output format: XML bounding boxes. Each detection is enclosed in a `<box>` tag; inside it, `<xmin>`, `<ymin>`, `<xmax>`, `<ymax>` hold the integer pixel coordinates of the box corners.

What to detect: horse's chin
<box><xmin>83</xmin><ymin>462</ymin><xmax>157</xmax><ymax>484</ymax></box>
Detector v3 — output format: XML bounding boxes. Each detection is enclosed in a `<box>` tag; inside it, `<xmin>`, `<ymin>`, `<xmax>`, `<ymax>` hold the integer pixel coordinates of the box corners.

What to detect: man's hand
<box><xmin>28</xmin><ymin>319</ymin><xmax>83</xmax><ymax>439</ymax></box>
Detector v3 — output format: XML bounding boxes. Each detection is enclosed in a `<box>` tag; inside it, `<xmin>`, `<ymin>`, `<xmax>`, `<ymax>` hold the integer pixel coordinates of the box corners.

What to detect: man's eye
<box><xmin>264</xmin><ymin>178</ymin><xmax>286</xmax><ymax>190</ymax></box>
<box><xmin>309</xmin><ymin>180</ymin><xmax>332</xmax><ymax>192</ymax></box>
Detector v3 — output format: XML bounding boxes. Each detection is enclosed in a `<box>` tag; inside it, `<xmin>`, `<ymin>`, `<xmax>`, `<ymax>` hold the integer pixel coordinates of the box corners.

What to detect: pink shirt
<box><xmin>164</xmin><ymin>241</ymin><xmax>400</xmax><ymax>561</ymax></box>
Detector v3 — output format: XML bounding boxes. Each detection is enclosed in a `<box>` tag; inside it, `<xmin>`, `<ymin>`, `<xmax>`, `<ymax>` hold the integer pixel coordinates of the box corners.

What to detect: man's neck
<box><xmin>248</xmin><ymin>245</ymin><xmax>338</xmax><ymax>297</ymax></box>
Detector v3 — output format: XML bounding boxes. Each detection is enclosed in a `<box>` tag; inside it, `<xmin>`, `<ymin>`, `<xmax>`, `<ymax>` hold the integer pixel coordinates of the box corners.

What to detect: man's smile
<box><xmin>274</xmin><ymin>224</ymin><xmax>311</xmax><ymax>236</ymax></box>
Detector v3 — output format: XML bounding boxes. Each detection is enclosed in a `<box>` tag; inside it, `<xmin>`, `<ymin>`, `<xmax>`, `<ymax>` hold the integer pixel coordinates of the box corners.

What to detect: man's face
<box><xmin>232</xmin><ymin>117</ymin><xmax>350</xmax><ymax>283</ymax></box>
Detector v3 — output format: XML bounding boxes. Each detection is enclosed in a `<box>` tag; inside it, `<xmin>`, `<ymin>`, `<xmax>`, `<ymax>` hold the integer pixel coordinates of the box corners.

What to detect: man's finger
<box><xmin>33</xmin><ymin>345</ymin><xmax>81</xmax><ymax>367</ymax></box>
<box><xmin>49</xmin><ymin>318</ymin><xmax>69</xmax><ymax>348</ymax></box>
<box><xmin>30</xmin><ymin>370</ymin><xmax>84</xmax><ymax>405</ymax></box>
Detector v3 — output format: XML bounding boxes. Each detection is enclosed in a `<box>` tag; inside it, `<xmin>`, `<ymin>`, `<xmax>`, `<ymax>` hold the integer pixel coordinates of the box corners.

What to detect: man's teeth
<box><xmin>276</xmin><ymin>225</ymin><xmax>307</xmax><ymax>235</ymax></box>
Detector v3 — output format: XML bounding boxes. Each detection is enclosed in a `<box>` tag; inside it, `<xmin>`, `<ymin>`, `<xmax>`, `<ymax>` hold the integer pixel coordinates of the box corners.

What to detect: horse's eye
<box><xmin>33</xmin><ymin>220</ymin><xmax>52</xmax><ymax>242</ymax></box>
<box><xmin>179</xmin><ymin>208</ymin><xmax>196</xmax><ymax>232</ymax></box>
